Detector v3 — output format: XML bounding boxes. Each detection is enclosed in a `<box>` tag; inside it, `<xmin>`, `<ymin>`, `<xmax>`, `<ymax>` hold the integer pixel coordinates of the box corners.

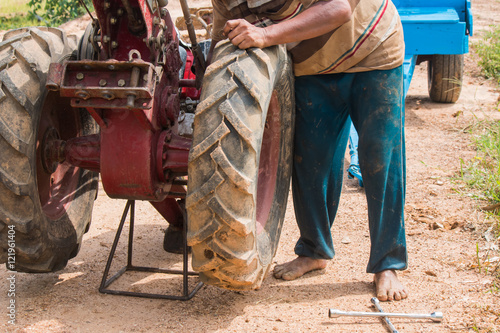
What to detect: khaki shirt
<box><xmin>212</xmin><ymin>0</ymin><xmax>405</xmax><ymax>76</ymax></box>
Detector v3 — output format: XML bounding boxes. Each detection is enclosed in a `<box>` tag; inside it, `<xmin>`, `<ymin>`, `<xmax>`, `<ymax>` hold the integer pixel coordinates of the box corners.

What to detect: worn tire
<box><xmin>0</xmin><ymin>27</ymin><xmax>98</xmax><ymax>272</ymax></box>
<box><xmin>186</xmin><ymin>40</ymin><xmax>294</xmax><ymax>290</ymax></box>
<box><xmin>428</xmin><ymin>54</ymin><xmax>463</xmax><ymax>103</ymax></box>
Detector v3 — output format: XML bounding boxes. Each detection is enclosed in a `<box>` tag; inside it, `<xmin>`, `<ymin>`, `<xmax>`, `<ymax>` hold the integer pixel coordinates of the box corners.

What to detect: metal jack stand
<box><xmin>99</xmin><ymin>200</ymin><xmax>204</xmax><ymax>300</ymax></box>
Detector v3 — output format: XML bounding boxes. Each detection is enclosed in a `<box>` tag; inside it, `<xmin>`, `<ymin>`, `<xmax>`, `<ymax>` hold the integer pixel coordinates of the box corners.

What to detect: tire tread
<box><xmin>187</xmin><ymin>41</ymin><xmax>293</xmax><ymax>289</ymax></box>
<box><xmin>0</xmin><ymin>27</ymin><xmax>97</xmax><ymax>272</ymax></box>
<box><xmin>428</xmin><ymin>54</ymin><xmax>463</xmax><ymax>103</ymax></box>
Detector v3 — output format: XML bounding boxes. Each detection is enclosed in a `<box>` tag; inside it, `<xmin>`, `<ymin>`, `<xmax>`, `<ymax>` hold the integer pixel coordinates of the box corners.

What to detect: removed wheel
<box><xmin>0</xmin><ymin>27</ymin><xmax>98</xmax><ymax>272</ymax></box>
<box><xmin>428</xmin><ymin>54</ymin><xmax>464</xmax><ymax>103</ymax></box>
<box><xmin>186</xmin><ymin>40</ymin><xmax>294</xmax><ymax>290</ymax></box>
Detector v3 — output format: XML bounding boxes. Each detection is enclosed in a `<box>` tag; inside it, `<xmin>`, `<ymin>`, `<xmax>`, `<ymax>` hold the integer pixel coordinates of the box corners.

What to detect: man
<box><xmin>210</xmin><ymin>0</ymin><xmax>408</xmax><ymax>301</ymax></box>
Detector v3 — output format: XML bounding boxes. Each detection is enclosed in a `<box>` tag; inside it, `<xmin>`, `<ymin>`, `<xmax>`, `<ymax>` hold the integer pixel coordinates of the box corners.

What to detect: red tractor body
<box><xmin>46</xmin><ymin>0</ymin><xmax>192</xmax><ymax>214</ymax></box>
<box><xmin>0</xmin><ymin>0</ymin><xmax>294</xmax><ymax>293</ymax></box>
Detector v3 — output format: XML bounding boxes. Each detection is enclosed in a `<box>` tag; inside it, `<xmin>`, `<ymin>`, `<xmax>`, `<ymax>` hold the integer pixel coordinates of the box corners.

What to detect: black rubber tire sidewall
<box><xmin>187</xmin><ymin>41</ymin><xmax>294</xmax><ymax>290</ymax></box>
<box><xmin>428</xmin><ymin>54</ymin><xmax>464</xmax><ymax>103</ymax></box>
<box><xmin>0</xmin><ymin>27</ymin><xmax>98</xmax><ymax>272</ymax></box>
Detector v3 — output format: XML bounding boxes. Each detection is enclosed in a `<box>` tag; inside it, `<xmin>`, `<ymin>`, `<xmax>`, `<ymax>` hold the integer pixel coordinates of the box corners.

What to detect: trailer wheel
<box><xmin>0</xmin><ymin>27</ymin><xmax>98</xmax><ymax>272</ymax></box>
<box><xmin>428</xmin><ymin>54</ymin><xmax>463</xmax><ymax>103</ymax></box>
<box><xmin>187</xmin><ymin>41</ymin><xmax>294</xmax><ymax>290</ymax></box>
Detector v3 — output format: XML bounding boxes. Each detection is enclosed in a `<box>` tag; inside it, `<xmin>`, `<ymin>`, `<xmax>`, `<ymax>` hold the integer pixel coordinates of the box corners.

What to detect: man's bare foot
<box><xmin>273</xmin><ymin>256</ymin><xmax>327</xmax><ymax>281</ymax></box>
<box><xmin>374</xmin><ymin>270</ymin><xmax>408</xmax><ymax>301</ymax></box>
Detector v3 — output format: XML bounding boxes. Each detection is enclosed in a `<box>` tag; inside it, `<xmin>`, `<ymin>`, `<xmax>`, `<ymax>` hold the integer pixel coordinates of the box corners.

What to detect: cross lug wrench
<box><xmin>371</xmin><ymin>297</ymin><xmax>399</xmax><ymax>333</ymax></box>
<box><xmin>328</xmin><ymin>307</ymin><xmax>443</xmax><ymax>322</ymax></box>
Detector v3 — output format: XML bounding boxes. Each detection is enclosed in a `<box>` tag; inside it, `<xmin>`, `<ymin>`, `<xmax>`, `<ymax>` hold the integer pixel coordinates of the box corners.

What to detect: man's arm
<box><xmin>224</xmin><ymin>0</ymin><xmax>352</xmax><ymax>49</ymax></box>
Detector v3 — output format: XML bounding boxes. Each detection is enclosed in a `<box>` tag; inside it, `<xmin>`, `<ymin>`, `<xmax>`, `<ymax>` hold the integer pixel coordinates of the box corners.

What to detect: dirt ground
<box><xmin>2</xmin><ymin>0</ymin><xmax>500</xmax><ymax>332</ymax></box>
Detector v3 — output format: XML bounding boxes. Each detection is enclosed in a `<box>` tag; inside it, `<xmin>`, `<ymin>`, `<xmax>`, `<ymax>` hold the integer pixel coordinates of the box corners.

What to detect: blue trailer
<box><xmin>395</xmin><ymin>0</ymin><xmax>473</xmax><ymax>102</ymax></box>
<box><xmin>347</xmin><ymin>0</ymin><xmax>473</xmax><ymax>186</ymax></box>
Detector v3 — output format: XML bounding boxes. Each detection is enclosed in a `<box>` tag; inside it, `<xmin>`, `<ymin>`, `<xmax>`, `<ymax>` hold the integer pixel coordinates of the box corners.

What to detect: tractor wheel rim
<box><xmin>36</xmin><ymin>93</ymin><xmax>80</xmax><ymax>220</ymax></box>
<box><xmin>256</xmin><ymin>91</ymin><xmax>281</xmax><ymax>233</ymax></box>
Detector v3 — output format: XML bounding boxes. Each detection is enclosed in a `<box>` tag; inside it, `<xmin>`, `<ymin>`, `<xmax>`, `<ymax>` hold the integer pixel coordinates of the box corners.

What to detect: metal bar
<box><xmin>371</xmin><ymin>298</ymin><xmax>399</xmax><ymax>333</ymax></box>
<box><xmin>166</xmin><ymin>192</ymin><xmax>187</xmax><ymax>199</ymax></box>
<box><xmin>63</xmin><ymin>134</ymin><xmax>101</xmax><ymax>172</ymax></box>
<box><xmin>99</xmin><ymin>200</ymin><xmax>204</xmax><ymax>300</ymax></box>
<box><xmin>86</xmin><ymin>107</ymin><xmax>107</xmax><ymax>129</ymax></box>
<box><xmin>179</xmin><ymin>79</ymin><xmax>196</xmax><ymax>87</ymax></box>
<box><xmin>127</xmin><ymin>67</ymin><xmax>141</xmax><ymax>108</ymax></box>
<box><xmin>101</xmin><ymin>281</ymin><xmax>204</xmax><ymax>300</ymax></box>
<box><xmin>101</xmin><ymin>266</ymin><xmax>128</xmax><ymax>289</ymax></box>
<box><xmin>179</xmin><ymin>0</ymin><xmax>198</xmax><ymax>50</ymax></box>
<box><xmin>99</xmin><ymin>200</ymin><xmax>133</xmax><ymax>291</ymax></box>
<box><xmin>127</xmin><ymin>200</ymin><xmax>135</xmax><ymax>268</ymax></box>
<box><xmin>129</xmin><ymin>266</ymin><xmax>198</xmax><ymax>276</ymax></box>
<box><xmin>78</xmin><ymin>0</ymin><xmax>95</xmax><ymax>21</ymax></box>
<box><xmin>329</xmin><ymin>309</ymin><xmax>443</xmax><ymax>322</ymax></box>
<box><xmin>172</xmin><ymin>179</ymin><xmax>188</xmax><ymax>186</ymax></box>
<box><xmin>179</xmin><ymin>0</ymin><xmax>206</xmax><ymax>87</ymax></box>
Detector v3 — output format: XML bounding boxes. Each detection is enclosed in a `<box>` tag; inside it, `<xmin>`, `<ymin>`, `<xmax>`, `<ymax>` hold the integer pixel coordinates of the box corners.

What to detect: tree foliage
<box><xmin>28</xmin><ymin>0</ymin><xmax>94</xmax><ymax>26</ymax></box>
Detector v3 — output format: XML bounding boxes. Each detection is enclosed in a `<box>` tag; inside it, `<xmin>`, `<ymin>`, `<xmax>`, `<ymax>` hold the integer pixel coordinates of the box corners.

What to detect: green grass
<box><xmin>0</xmin><ymin>0</ymin><xmax>40</xmax><ymax>30</ymax></box>
<box><xmin>0</xmin><ymin>0</ymin><xmax>92</xmax><ymax>29</ymax></box>
<box><xmin>458</xmin><ymin>119</ymin><xmax>500</xmax><ymax>283</ymax></box>
<box><xmin>0</xmin><ymin>0</ymin><xmax>32</xmax><ymax>13</ymax></box>
<box><xmin>459</xmin><ymin>119</ymin><xmax>500</xmax><ymax>213</ymax></box>
<box><xmin>474</xmin><ymin>25</ymin><xmax>500</xmax><ymax>85</ymax></box>
<box><xmin>461</xmin><ymin>25</ymin><xmax>500</xmax><ymax>286</ymax></box>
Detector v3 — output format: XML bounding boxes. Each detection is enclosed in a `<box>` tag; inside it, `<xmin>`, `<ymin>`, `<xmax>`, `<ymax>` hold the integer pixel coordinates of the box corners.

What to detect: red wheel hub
<box><xmin>256</xmin><ymin>92</ymin><xmax>281</xmax><ymax>233</ymax></box>
<box><xmin>36</xmin><ymin>93</ymin><xmax>81</xmax><ymax>220</ymax></box>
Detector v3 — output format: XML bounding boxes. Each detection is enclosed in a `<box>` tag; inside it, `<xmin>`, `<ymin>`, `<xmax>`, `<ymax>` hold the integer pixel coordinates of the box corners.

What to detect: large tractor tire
<box><xmin>186</xmin><ymin>40</ymin><xmax>294</xmax><ymax>290</ymax></box>
<box><xmin>428</xmin><ymin>54</ymin><xmax>464</xmax><ymax>103</ymax></box>
<box><xmin>0</xmin><ymin>27</ymin><xmax>98</xmax><ymax>272</ymax></box>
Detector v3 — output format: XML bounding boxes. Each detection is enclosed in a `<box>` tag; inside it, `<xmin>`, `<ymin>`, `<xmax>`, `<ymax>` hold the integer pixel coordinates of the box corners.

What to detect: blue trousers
<box><xmin>292</xmin><ymin>66</ymin><xmax>407</xmax><ymax>273</ymax></box>
<box><xmin>347</xmin><ymin>121</ymin><xmax>363</xmax><ymax>187</ymax></box>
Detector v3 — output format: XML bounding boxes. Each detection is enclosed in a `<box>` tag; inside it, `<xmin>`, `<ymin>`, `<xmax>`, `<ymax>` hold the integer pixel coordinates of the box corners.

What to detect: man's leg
<box><xmin>274</xmin><ymin>73</ymin><xmax>351</xmax><ymax>280</ymax></box>
<box><xmin>350</xmin><ymin>66</ymin><xmax>407</xmax><ymax>301</ymax></box>
<box><xmin>347</xmin><ymin>120</ymin><xmax>363</xmax><ymax>187</ymax></box>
